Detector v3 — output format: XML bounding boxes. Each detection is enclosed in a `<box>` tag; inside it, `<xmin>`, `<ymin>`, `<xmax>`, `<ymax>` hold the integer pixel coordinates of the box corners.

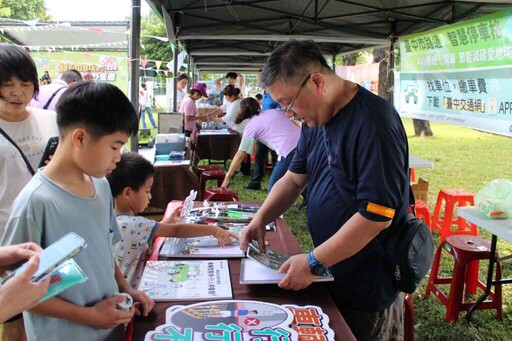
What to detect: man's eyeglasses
<box><xmin>279</xmin><ymin>74</ymin><xmax>311</xmax><ymax>114</ymax></box>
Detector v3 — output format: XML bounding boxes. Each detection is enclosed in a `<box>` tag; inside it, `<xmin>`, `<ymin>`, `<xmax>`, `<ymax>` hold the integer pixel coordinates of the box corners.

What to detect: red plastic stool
<box><xmin>194</xmin><ymin>165</ymin><xmax>222</xmax><ymax>178</ymax></box>
<box><xmin>200</xmin><ymin>169</ymin><xmax>226</xmax><ymax>199</ymax></box>
<box><xmin>432</xmin><ymin>189</ymin><xmax>478</xmax><ymax>241</ymax></box>
<box><xmin>410</xmin><ymin>168</ymin><xmax>417</xmax><ymax>183</ymax></box>
<box><xmin>432</xmin><ymin>189</ymin><xmax>479</xmax><ymax>293</ymax></box>
<box><xmin>410</xmin><ymin>200</ymin><xmax>431</xmax><ymax>229</ymax></box>
<box><xmin>423</xmin><ymin>235</ymin><xmax>502</xmax><ymax>322</ymax></box>
<box><xmin>204</xmin><ymin>187</ymin><xmax>239</xmax><ymax>202</ymax></box>
<box><xmin>404</xmin><ymin>294</ymin><xmax>414</xmax><ymax>341</ymax></box>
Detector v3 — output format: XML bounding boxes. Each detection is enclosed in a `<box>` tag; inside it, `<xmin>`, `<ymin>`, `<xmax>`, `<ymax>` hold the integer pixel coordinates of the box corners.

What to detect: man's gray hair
<box><xmin>61</xmin><ymin>69</ymin><xmax>83</xmax><ymax>84</ymax></box>
<box><xmin>260</xmin><ymin>40</ymin><xmax>332</xmax><ymax>88</ymax></box>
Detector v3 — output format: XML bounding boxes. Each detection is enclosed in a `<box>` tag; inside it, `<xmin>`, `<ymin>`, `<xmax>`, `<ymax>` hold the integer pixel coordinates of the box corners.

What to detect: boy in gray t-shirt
<box><xmin>1</xmin><ymin>82</ymin><xmax>154</xmax><ymax>340</ymax></box>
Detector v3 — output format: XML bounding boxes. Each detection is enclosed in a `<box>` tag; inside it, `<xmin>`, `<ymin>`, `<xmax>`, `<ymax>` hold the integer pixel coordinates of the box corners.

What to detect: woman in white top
<box><xmin>208</xmin><ymin>85</ymin><xmax>251</xmax><ymax>175</ymax></box>
<box><xmin>210</xmin><ymin>85</ymin><xmax>250</xmax><ymax>134</ymax></box>
<box><xmin>175</xmin><ymin>73</ymin><xmax>189</xmax><ymax>108</ymax></box>
<box><xmin>0</xmin><ymin>43</ymin><xmax>55</xmax><ymax>339</ymax></box>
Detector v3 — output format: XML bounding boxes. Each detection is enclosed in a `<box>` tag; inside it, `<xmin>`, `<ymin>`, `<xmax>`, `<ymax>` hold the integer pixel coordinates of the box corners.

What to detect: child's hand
<box><xmin>221</xmin><ymin>177</ymin><xmax>230</xmax><ymax>189</ymax></box>
<box><xmin>213</xmin><ymin>228</ymin><xmax>238</xmax><ymax>247</ymax></box>
<box><xmin>124</xmin><ymin>289</ymin><xmax>154</xmax><ymax>317</ymax></box>
<box><xmin>162</xmin><ymin>204</ymin><xmax>183</xmax><ymax>224</ymax></box>
<box><xmin>88</xmin><ymin>296</ymin><xmax>134</xmax><ymax>329</ymax></box>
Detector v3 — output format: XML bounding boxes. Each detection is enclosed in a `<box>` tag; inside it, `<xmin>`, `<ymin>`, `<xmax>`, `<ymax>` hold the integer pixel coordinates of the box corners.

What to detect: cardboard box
<box><xmin>411</xmin><ymin>178</ymin><xmax>429</xmax><ymax>202</ymax></box>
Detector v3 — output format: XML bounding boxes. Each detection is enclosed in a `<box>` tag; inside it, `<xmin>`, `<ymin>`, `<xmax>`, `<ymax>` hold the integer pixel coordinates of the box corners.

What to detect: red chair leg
<box><xmin>424</xmin><ymin>242</ymin><xmax>444</xmax><ymax>299</ymax></box>
<box><xmin>404</xmin><ymin>294</ymin><xmax>414</xmax><ymax>341</ymax></box>
<box><xmin>465</xmin><ymin>260</ymin><xmax>479</xmax><ymax>296</ymax></box>
<box><xmin>445</xmin><ymin>259</ymin><xmax>466</xmax><ymax>322</ymax></box>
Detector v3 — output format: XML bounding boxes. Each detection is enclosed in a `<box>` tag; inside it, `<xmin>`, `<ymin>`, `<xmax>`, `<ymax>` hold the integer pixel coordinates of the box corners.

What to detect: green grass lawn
<box><xmin>223</xmin><ymin>118</ymin><xmax>512</xmax><ymax>340</ymax></box>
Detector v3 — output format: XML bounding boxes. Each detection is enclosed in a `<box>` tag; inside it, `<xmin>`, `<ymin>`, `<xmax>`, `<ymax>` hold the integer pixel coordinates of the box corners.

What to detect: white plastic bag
<box><xmin>475</xmin><ymin>179</ymin><xmax>512</xmax><ymax>219</ymax></box>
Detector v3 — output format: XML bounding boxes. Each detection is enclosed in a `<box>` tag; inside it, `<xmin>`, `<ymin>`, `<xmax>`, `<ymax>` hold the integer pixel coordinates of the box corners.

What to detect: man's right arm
<box><xmin>240</xmin><ymin>171</ymin><xmax>306</xmax><ymax>252</ymax></box>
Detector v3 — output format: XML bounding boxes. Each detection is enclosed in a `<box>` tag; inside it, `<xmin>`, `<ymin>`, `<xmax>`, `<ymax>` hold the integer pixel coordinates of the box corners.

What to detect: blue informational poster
<box><xmin>395</xmin><ymin>66</ymin><xmax>512</xmax><ymax>136</ymax></box>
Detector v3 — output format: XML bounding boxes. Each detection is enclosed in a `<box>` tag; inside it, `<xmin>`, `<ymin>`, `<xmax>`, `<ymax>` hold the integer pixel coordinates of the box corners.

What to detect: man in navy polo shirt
<box><xmin>240</xmin><ymin>40</ymin><xmax>410</xmax><ymax>340</ymax></box>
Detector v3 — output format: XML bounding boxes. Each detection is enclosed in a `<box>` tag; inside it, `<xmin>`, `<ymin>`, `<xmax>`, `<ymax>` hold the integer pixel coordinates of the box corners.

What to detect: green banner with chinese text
<box><xmin>400</xmin><ymin>9</ymin><xmax>512</xmax><ymax>72</ymax></box>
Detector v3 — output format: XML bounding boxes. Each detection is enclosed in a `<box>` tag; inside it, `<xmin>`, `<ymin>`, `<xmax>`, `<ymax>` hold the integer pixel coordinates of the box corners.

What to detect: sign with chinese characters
<box><xmin>395</xmin><ymin>66</ymin><xmax>512</xmax><ymax>136</ymax></box>
<box><xmin>335</xmin><ymin>63</ymin><xmax>379</xmax><ymax>95</ymax></box>
<box><xmin>30</xmin><ymin>51</ymin><xmax>129</xmax><ymax>93</ymax></box>
<box><xmin>144</xmin><ymin>300</ymin><xmax>335</xmax><ymax>341</ymax></box>
<box><xmin>400</xmin><ymin>9</ymin><xmax>512</xmax><ymax>72</ymax></box>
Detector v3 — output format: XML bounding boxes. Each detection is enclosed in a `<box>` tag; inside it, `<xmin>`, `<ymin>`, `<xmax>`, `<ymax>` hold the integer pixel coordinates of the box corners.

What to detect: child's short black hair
<box><xmin>225</xmin><ymin>72</ymin><xmax>237</xmax><ymax>80</ymax></box>
<box><xmin>56</xmin><ymin>81</ymin><xmax>138</xmax><ymax>140</ymax></box>
<box><xmin>0</xmin><ymin>44</ymin><xmax>39</xmax><ymax>99</ymax></box>
<box><xmin>177</xmin><ymin>74</ymin><xmax>189</xmax><ymax>81</ymax></box>
<box><xmin>106</xmin><ymin>152</ymin><xmax>155</xmax><ymax>197</ymax></box>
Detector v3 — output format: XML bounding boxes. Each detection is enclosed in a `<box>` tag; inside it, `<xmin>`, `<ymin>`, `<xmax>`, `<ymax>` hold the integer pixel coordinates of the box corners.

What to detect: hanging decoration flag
<box><xmin>21</xmin><ymin>19</ymin><xmax>39</xmax><ymax>28</ymax></box>
<box><xmin>88</xmin><ymin>28</ymin><xmax>104</xmax><ymax>36</ymax></box>
<box><xmin>166</xmin><ymin>51</ymin><xmax>187</xmax><ymax>73</ymax></box>
<box><xmin>163</xmin><ymin>70</ymin><xmax>169</xmax><ymax>76</ymax></box>
<box><xmin>152</xmin><ymin>36</ymin><xmax>169</xmax><ymax>42</ymax></box>
<box><xmin>141</xmin><ymin>58</ymin><xmax>149</xmax><ymax>68</ymax></box>
<box><xmin>155</xmin><ymin>61</ymin><xmax>162</xmax><ymax>70</ymax></box>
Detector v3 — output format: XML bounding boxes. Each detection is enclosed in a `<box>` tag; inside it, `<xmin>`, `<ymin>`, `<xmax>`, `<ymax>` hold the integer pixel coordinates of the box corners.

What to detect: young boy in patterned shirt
<box><xmin>107</xmin><ymin>152</ymin><xmax>236</xmax><ymax>288</ymax></box>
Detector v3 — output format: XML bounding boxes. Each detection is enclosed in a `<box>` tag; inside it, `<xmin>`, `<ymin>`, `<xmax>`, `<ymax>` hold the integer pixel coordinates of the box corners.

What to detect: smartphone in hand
<box><xmin>1</xmin><ymin>232</ymin><xmax>87</xmax><ymax>284</ymax></box>
<box><xmin>38</xmin><ymin>136</ymin><xmax>59</xmax><ymax>168</ymax></box>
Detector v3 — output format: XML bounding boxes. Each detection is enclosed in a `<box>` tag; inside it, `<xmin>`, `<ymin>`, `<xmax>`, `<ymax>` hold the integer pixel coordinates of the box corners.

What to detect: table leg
<box><xmin>466</xmin><ymin>234</ymin><xmax>497</xmax><ymax>322</ymax></box>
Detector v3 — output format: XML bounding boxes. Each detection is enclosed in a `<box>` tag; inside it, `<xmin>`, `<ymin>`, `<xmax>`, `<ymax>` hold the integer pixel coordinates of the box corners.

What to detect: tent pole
<box><xmin>388</xmin><ymin>19</ymin><xmax>397</xmax><ymax>106</ymax></box>
<box><xmin>129</xmin><ymin>0</ymin><xmax>141</xmax><ymax>152</ymax></box>
<box><xmin>172</xmin><ymin>44</ymin><xmax>178</xmax><ymax>112</ymax></box>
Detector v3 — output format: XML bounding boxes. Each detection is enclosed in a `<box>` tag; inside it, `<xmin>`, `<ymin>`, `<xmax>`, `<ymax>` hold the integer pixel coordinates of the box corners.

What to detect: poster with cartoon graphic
<box><xmin>144</xmin><ymin>300</ymin><xmax>335</xmax><ymax>340</ymax></box>
<box><xmin>138</xmin><ymin>260</ymin><xmax>232</xmax><ymax>301</ymax></box>
<box><xmin>159</xmin><ymin>225</ymin><xmax>245</xmax><ymax>258</ymax></box>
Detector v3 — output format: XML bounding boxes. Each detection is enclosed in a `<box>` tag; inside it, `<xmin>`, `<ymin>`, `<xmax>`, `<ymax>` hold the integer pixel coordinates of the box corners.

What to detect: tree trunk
<box><xmin>373</xmin><ymin>48</ymin><xmax>391</xmax><ymax>101</ymax></box>
<box><xmin>412</xmin><ymin>119</ymin><xmax>434</xmax><ymax>137</ymax></box>
<box><xmin>374</xmin><ymin>47</ymin><xmax>434</xmax><ymax>136</ymax></box>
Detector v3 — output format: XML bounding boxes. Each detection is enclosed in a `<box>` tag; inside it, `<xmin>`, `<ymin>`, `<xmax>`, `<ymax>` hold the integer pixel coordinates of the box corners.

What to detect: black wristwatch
<box><xmin>307</xmin><ymin>251</ymin><xmax>327</xmax><ymax>276</ymax></box>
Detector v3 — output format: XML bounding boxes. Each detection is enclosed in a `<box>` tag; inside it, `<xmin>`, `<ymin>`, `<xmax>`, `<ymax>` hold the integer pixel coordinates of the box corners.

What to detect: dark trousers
<box><xmin>337</xmin><ymin>292</ymin><xmax>405</xmax><ymax>341</ymax></box>
<box><xmin>267</xmin><ymin>149</ymin><xmax>295</xmax><ymax>192</ymax></box>
<box><xmin>240</xmin><ymin>153</ymin><xmax>251</xmax><ymax>176</ymax></box>
<box><xmin>248</xmin><ymin>141</ymin><xmax>277</xmax><ymax>187</ymax></box>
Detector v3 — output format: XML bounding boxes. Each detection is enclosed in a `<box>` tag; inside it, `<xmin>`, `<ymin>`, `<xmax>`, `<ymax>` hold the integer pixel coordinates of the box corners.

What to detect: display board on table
<box><xmin>144</xmin><ymin>300</ymin><xmax>335</xmax><ymax>341</ymax></box>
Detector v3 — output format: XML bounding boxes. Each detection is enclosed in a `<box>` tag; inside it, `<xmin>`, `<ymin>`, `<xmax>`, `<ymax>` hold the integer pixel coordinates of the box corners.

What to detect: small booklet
<box><xmin>41</xmin><ymin>259</ymin><xmax>88</xmax><ymax>302</ymax></box>
<box><xmin>246</xmin><ymin>241</ymin><xmax>290</xmax><ymax>271</ymax></box>
<box><xmin>138</xmin><ymin>260</ymin><xmax>233</xmax><ymax>301</ymax></box>
<box><xmin>240</xmin><ymin>258</ymin><xmax>334</xmax><ymax>285</ymax></box>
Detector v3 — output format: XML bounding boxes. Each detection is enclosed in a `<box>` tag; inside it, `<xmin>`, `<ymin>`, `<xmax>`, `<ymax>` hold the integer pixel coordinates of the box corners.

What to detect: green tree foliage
<box><xmin>0</xmin><ymin>0</ymin><xmax>10</xmax><ymax>17</ymax></box>
<box><xmin>335</xmin><ymin>50</ymin><xmax>373</xmax><ymax>66</ymax></box>
<box><xmin>141</xmin><ymin>14</ymin><xmax>173</xmax><ymax>63</ymax></box>
<box><xmin>1</xmin><ymin>0</ymin><xmax>49</xmax><ymax>20</ymax></box>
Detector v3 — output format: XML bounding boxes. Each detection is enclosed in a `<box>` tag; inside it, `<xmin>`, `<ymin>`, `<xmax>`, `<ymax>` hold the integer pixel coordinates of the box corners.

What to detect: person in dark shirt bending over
<box><xmin>240</xmin><ymin>40</ymin><xmax>410</xmax><ymax>340</ymax></box>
